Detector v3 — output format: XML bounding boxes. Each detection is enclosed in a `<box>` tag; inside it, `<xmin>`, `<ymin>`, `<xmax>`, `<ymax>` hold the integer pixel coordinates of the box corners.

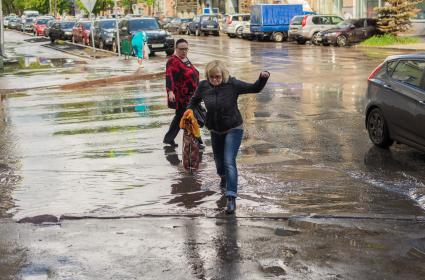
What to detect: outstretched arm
<box><xmin>233</xmin><ymin>71</ymin><xmax>270</xmax><ymax>95</ymax></box>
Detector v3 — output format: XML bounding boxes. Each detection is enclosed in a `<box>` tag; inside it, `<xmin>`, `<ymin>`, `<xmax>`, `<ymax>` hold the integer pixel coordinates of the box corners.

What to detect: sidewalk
<box><xmin>0</xmin><ymin>30</ymin><xmax>166</xmax><ymax>92</ymax></box>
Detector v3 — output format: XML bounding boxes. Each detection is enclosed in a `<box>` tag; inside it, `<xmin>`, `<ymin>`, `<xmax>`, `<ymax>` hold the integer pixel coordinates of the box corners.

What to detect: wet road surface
<box><xmin>1</xmin><ymin>32</ymin><xmax>425</xmax><ymax>279</ymax></box>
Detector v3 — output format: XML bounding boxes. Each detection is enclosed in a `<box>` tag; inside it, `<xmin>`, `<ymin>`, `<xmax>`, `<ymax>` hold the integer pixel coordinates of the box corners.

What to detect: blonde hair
<box><xmin>205</xmin><ymin>60</ymin><xmax>230</xmax><ymax>83</ymax></box>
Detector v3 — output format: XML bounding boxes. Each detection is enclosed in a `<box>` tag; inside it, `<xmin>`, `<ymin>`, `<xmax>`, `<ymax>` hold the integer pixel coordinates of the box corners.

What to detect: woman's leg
<box><xmin>163</xmin><ymin>107</ymin><xmax>185</xmax><ymax>145</ymax></box>
<box><xmin>223</xmin><ymin>129</ymin><xmax>243</xmax><ymax>198</ymax></box>
<box><xmin>210</xmin><ymin>132</ymin><xmax>225</xmax><ymax>180</ymax></box>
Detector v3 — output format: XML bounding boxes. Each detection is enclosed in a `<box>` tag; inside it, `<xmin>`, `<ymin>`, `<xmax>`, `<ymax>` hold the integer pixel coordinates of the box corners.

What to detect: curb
<box><xmin>356</xmin><ymin>44</ymin><xmax>424</xmax><ymax>52</ymax></box>
<box><xmin>60</xmin><ymin>71</ymin><xmax>166</xmax><ymax>90</ymax></box>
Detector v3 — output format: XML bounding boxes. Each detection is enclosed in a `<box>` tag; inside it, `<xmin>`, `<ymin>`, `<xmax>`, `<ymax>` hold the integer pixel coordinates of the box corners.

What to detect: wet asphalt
<box><xmin>0</xmin><ymin>30</ymin><xmax>425</xmax><ymax>279</ymax></box>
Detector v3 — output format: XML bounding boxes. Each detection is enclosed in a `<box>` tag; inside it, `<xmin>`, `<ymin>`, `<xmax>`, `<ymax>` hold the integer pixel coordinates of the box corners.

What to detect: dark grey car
<box><xmin>366</xmin><ymin>54</ymin><xmax>425</xmax><ymax>152</ymax></box>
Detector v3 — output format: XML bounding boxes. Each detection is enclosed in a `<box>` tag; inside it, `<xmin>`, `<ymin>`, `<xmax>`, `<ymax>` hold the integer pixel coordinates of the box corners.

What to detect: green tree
<box><xmin>375</xmin><ymin>0</ymin><xmax>423</xmax><ymax>35</ymax></box>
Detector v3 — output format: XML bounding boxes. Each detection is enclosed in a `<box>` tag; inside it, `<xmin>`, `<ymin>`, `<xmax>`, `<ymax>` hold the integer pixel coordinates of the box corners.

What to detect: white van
<box><xmin>22</xmin><ymin>10</ymin><xmax>40</xmax><ymax>23</ymax></box>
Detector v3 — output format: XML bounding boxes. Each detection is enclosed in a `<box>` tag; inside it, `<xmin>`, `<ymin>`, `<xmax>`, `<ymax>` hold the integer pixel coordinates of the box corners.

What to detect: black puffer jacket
<box><xmin>188</xmin><ymin>74</ymin><xmax>269</xmax><ymax>132</ymax></box>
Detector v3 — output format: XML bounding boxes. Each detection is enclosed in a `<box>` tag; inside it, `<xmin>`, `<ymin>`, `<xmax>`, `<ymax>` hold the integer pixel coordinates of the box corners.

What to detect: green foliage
<box><xmin>4</xmin><ymin>0</ymin><xmax>74</xmax><ymax>15</ymax></box>
<box><xmin>360</xmin><ymin>34</ymin><xmax>421</xmax><ymax>46</ymax></box>
<box><xmin>76</xmin><ymin>0</ymin><xmax>114</xmax><ymax>15</ymax></box>
<box><xmin>375</xmin><ymin>0</ymin><xmax>423</xmax><ymax>35</ymax></box>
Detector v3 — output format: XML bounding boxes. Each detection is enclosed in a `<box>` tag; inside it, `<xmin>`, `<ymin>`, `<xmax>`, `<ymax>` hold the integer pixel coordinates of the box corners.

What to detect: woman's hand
<box><xmin>260</xmin><ymin>71</ymin><xmax>270</xmax><ymax>78</ymax></box>
<box><xmin>168</xmin><ymin>91</ymin><xmax>175</xmax><ymax>102</ymax></box>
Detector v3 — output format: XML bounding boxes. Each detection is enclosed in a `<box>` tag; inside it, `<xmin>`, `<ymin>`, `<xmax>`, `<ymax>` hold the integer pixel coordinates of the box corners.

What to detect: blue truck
<box><xmin>250</xmin><ymin>4</ymin><xmax>310</xmax><ymax>42</ymax></box>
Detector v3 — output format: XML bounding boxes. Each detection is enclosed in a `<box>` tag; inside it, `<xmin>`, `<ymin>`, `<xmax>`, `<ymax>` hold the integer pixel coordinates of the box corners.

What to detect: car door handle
<box><xmin>383</xmin><ymin>84</ymin><xmax>392</xmax><ymax>89</ymax></box>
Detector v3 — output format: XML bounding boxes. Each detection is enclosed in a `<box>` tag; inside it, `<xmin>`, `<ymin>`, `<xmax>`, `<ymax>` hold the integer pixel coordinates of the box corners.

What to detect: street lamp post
<box><xmin>0</xmin><ymin>0</ymin><xmax>4</xmax><ymax>57</ymax></box>
<box><xmin>114</xmin><ymin>0</ymin><xmax>121</xmax><ymax>56</ymax></box>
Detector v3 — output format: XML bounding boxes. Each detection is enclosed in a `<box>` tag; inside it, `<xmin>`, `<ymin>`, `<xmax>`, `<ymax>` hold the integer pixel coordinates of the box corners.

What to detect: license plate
<box><xmin>316</xmin><ymin>38</ymin><xmax>322</xmax><ymax>41</ymax></box>
<box><xmin>152</xmin><ymin>44</ymin><xmax>164</xmax><ymax>48</ymax></box>
<box><xmin>207</xmin><ymin>25</ymin><xmax>214</xmax><ymax>28</ymax></box>
<box><xmin>291</xmin><ymin>28</ymin><xmax>298</xmax><ymax>32</ymax></box>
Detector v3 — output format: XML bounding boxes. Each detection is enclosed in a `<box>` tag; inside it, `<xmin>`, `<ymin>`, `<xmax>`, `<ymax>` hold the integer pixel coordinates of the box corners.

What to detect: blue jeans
<box><xmin>210</xmin><ymin>129</ymin><xmax>243</xmax><ymax>198</ymax></box>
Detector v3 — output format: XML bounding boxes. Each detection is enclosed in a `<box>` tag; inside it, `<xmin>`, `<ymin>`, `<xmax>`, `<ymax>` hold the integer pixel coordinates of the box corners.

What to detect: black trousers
<box><xmin>163</xmin><ymin>107</ymin><xmax>185</xmax><ymax>143</ymax></box>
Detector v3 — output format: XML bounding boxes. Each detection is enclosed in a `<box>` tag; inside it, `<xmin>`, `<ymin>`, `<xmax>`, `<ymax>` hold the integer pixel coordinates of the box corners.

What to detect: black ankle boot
<box><xmin>225</xmin><ymin>196</ymin><xmax>236</xmax><ymax>214</ymax></box>
<box><xmin>219</xmin><ymin>176</ymin><xmax>226</xmax><ymax>190</ymax></box>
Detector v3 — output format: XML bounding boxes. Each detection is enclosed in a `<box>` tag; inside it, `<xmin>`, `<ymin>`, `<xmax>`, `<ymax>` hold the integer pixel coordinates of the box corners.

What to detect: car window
<box><xmin>99</xmin><ymin>20</ymin><xmax>116</xmax><ymax>29</ymax></box>
<box><xmin>354</xmin><ymin>20</ymin><xmax>364</xmax><ymax>28</ymax></box>
<box><xmin>129</xmin><ymin>19</ymin><xmax>159</xmax><ymax>31</ymax></box>
<box><xmin>367</xmin><ymin>19</ymin><xmax>377</xmax><ymax>27</ymax></box>
<box><xmin>61</xmin><ymin>22</ymin><xmax>75</xmax><ymax>29</ymax></box>
<box><xmin>201</xmin><ymin>16</ymin><xmax>218</xmax><ymax>22</ymax></box>
<box><xmin>332</xmin><ymin>17</ymin><xmax>343</xmax><ymax>24</ymax></box>
<box><xmin>387</xmin><ymin>60</ymin><xmax>398</xmax><ymax>75</ymax></box>
<box><xmin>36</xmin><ymin>19</ymin><xmax>49</xmax><ymax>24</ymax></box>
<box><xmin>243</xmin><ymin>15</ymin><xmax>250</xmax><ymax>21</ymax></box>
<box><xmin>292</xmin><ymin>16</ymin><xmax>304</xmax><ymax>25</ymax></box>
<box><xmin>321</xmin><ymin>16</ymin><xmax>332</xmax><ymax>24</ymax></box>
<box><xmin>312</xmin><ymin>16</ymin><xmax>320</xmax><ymax>24</ymax></box>
<box><xmin>391</xmin><ymin>60</ymin><xmax>425</xmax><ymax>89</ymax></box>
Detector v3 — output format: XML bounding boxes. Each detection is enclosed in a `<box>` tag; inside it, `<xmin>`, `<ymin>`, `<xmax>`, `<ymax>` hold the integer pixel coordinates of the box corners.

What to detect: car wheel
<box><xmin>272</xmin><ymin>32</ymin><xmax>285</xmax><ymax>42</ymax></box>
<box><xmin>311</xmin><ymin>32</ymin><xmax>320</xmax><ymax>45</ymax></box>
<box><xmin>99</xmin><ymin>40</ymin><xmax>105</xmax><ymax>50</ymax></box>
<box><xmin>213</xmin><ymin>31</ymin><xmax>219</xmax><ymax>36</ymax></box>
<box><xmin>112</xmin><ymin>40</ymin><xmax>117</xmax><ymax>53</ymax></box>
<box><xmin>228</xmin><ymin>33</ymin><xmax>236</xmax><ymax>38</ymax></box>
<box><xmin>336</xmin><ymin>35</ymin><xmax>348</xmax><ymax>47</ymax></box>
<box><xmin>367</xmin><ymin>108</ymin><xmax>394</xmax><ymax>149</ymax></box>
<box><xmin>236</xmin><ymin>26</ymin><xmax>243</xmax><ymax>37</ymax></box>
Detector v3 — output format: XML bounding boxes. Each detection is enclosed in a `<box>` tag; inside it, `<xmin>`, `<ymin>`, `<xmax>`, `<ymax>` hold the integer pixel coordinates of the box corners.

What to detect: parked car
<box><xmin>21</xmin><ymin>18</ymin><xmax>35</xmax><ymax>32</ymax></box>
<box><xmin>222</xmin><ymin>14</ymin><xmax>250</xmax><ymax>38</ymax></box>
<box><xmin>187</xmin><ymin>14</ymin><xmax>219</xmax><ymax>36</ymax></box>
<box><xmin>118</xmin><ymin>18</ymin><xmax>174</xmax><ymax>55</ymax></box>
<box><xmin>241</xmin><ymin>21</ymin><xmax>253</xmax><ymax>40</ymax></box>
<box><xmin>72</xmin><ymin>21</ymin><xmax>91</xmax><ymax>45</ymax></box>
<box><xmin>43</xmin><ymin>20</ymin><xmax>56</xmax><ymax>37</ymax></box>
<box><xmin>250</xmin><ymin>4</ymin><xmax>312</xmax><ymax>42</ymax></box>
<box><xmin>33</xmin><ymin>18</ymin><xmax>51</xmax><ymax>36</ymax></box>
<box><xmin>4</xmin><ymin>16</ymin><xmax>11</xmax><ymax>27</ymax></box>
<box><xmin>180</xmin><ymin>19</ymin><xmax>193</xmax><ymax>34</ymax></box>
<box><xmin>93</xmin><ymin>19</ymin><xmax>117</xmax><ymax>50</ymax></box>
<box><xmin>366</xmin><ymin>54</ymin><xmax>425</xmax><ymax>152</ymax></box>
<box><xmin>166</xmin><ymin>18</ymin><xmax>192</xmax><ymax>34</ymax></box>
<box><xmin>317</xmin><ymin>18</ymin><xmax>380</xmax><ymax>47</ymax></box>
<box><xmin>289</xmin><ymin>14</ymin><xmax>343</xmax><ymax>45</ymax></box>
<box><xmin>49</xmin><ymin>21</ymin><xmax>76</xmax><ymax>43</ymax></box>
<box><xmin>8</xmin><ymin>17</ymin><xmax>20</xmax><ymax>29</ymax></box>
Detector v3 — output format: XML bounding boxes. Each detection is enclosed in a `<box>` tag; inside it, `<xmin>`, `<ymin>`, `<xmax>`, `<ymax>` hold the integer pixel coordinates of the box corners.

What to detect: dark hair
<box><xmin>175</xmin><ymin>38</ymin><xmax>188</xmax><ymax>48</ymax></box>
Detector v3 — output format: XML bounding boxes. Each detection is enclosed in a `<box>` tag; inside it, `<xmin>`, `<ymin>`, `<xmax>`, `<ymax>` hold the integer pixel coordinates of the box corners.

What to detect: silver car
<box><xmin>366</xmin><ymin>54</ymin><xmax>425</xmax><ymax>152</ymax></box>
<box><xmin>222</xmin><ymin>14</ymin><xmax>250</xmax><ymax>38</ymax></box>
<box><xmin>289</xmin><ymin>15</ymin><xmax>343</xmax><ymax>45</ymax></box>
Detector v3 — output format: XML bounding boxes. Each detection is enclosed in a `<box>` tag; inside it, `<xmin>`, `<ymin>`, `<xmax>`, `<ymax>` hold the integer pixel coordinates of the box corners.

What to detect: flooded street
<box><xmin>1</xmin><ymin>31</ymin><xmax>425</xmax><ymax>279</ymax></box>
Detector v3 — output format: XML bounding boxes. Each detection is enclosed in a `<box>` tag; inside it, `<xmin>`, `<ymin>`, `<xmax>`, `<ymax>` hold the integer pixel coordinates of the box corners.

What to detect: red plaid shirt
<box><xmin>166</xmin><ymin>55</ymin><xmax>199</xmax><ymax>110</ymax></box>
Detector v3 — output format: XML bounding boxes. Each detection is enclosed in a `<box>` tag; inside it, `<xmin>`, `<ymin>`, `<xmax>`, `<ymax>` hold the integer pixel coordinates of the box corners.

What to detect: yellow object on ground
<box><xmin>179</xmin><ymin>109</ymin><xmax>201</xmax><ymax>138</ymax></box>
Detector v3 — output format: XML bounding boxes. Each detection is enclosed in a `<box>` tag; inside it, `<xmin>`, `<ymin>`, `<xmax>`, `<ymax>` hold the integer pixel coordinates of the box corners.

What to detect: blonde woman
<box><xmin>187</xmin><ymin>60</ymin><xmax>270</xmax><ymax>214</ymax></box>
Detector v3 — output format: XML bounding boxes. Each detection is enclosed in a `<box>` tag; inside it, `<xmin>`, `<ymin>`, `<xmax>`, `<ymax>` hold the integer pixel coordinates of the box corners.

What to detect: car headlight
<box><xmin>65</xmin><ymin>31</ymin><xmax>72</xmax><ymax>35</ymax></box>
